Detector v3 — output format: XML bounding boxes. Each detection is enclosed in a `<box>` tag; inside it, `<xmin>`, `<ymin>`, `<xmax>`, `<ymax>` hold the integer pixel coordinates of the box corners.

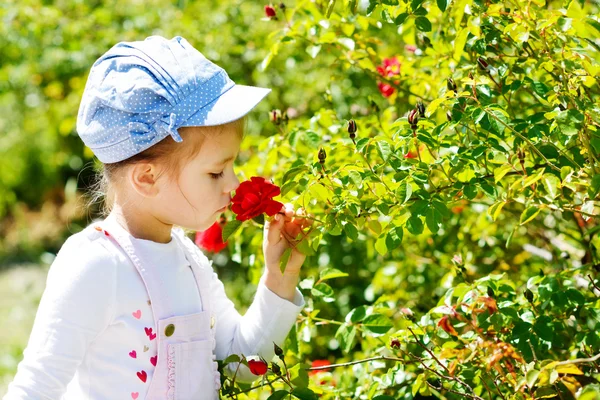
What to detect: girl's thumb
<box><xmin>267</xmin><ymin>214</ymin><xmax>283</xmax><ymax>244</ymax></box>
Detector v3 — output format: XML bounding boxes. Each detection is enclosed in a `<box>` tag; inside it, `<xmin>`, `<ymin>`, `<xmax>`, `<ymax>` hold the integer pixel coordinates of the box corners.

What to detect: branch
<box><xmin>553</xmin><ymin>352</ymin><xmax>600</xmax><ymax>367</ymax></box>
<box><xmin>306</xmin><ymin>355</ymin><xmax>405</xmax><ymax>372</ymax></box>
<box><xmin>588</xmin><ymin>274</ymin><xmax>600</xmax><ymax>296</ymax></box>
<box><xmin>407</xmin><ymin>327</ymin><xmax>484</xmax><ymax>400</ymax></box>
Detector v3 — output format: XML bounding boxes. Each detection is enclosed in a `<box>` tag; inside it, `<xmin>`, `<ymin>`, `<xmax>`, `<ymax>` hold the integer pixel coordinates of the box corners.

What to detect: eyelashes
<box><xmin>209</xmin><ymin>171</ymin><xmax>225</xmax><ymax>180</ymax></box>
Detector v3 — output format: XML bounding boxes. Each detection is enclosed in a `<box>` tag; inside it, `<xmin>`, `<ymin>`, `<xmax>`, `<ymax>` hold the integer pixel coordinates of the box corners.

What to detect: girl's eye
<box><xmin>209</xmin><ymin>171</ymin><xmax>225</xmax><ymax>180</ymax></box>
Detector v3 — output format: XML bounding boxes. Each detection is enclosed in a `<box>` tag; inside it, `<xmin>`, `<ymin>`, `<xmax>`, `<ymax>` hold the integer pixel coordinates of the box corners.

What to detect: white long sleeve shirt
<box><xmin>4</xmin><ymin>219</ymin><xmax>304</xmax><ymax>399</ymax></box>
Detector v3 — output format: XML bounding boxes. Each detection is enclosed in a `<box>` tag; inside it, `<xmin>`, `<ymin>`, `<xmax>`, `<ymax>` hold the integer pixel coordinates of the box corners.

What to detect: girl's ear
<box><xmin>128</xmin><ymin>163</ymin><xmax>160</xmax><ymax>198</ymax></box>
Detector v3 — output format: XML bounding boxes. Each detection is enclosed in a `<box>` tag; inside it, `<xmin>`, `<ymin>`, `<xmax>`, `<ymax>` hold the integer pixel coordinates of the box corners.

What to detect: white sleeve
<box><xmin>208</xmin><ymin>259</ymin><xmax>304</xmax><ymax>382</ymax></box>
<box><xmin>3</xmin><ymin>235</ymin><xmax>117</xmax><ymax>400</ymax></box>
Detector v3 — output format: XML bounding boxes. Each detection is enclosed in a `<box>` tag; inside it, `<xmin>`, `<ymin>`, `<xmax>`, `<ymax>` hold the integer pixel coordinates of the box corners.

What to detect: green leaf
<box><xmin>319</xmin><ymin>268</ymin><xmax>349</xmax><ymax>281</ymax></box>
<box><xmin>335</xmin><ymin>323</ymin><xmax>357</xmax><ymax>353</ymax></box>
<box><xmin>377</xmin><ymin>140</ymin><xmax>392</xmax><ymax>161</ymax></box>
<box><xmin>526</xmin><ymin>369</ymin><xmax>540</xmax><ymax>388</ymax></box>
<box><xmin>406</xmin><ymin>216</ymin><xmax>424</xmax><ymax>235</ymax></box>
<box><xmin>533</xmin><ymin>317</ymin><xmax>554</xmax><ymax>341</ymax></box>
<box><xmin>268</xmin><ymin>390</ymin><xmax>290</xmax><ymax>400</ymax></box>
<box><xmin>348</xmin><ymin>170</ymin><xmax>363</xmax><ymax>188</ymax></box>
<box><xmin>280</xmin><ymin>247</ymin><xmax>292</xmax><ymax>274</ymax></box>
<box><xmin>292</xmin><ymin>387</ymin><xmax>318</xmax><ymax>400</ymax></box>
<box><xmin>361</xmin><ymin>314</ymin><xmax>393</xmax><ymax>334</ymax></box>
<box><xmin>520</xmin><ymin>207</ymin><xmax>541</xmax><ymax>225</ymax></box>
<box><xmin>288</xmin><ymin>363</ymin><xmax>309</xmax><ymax>387</ymax></box>
<box><xmin>437</xmin><ymin>0</ymin><xmax>450</xmax><ymax>11</ymax></box>
<box><xmin>395</xmin><ymin>12</ymin><xmax>409</xmax><ymax>25</ymax></box>
<box><xmin>415</xmin><ymin>16</ymin><xmax>432</xmax><ymax>32</ymax></box>
<box><xmin>343</xmin><ymin>222</ymin><xmax>359</xmax><ymax>241</ymax></box>
<box><xmin>222</xmin><ymin>354</ymin><xmax>241</xmax><ymax>365</ymax></box>
<box><xmin>283</xmin><ymin>165</ymin><xmax>309</xmax><ymax>184</ymax></box>
<box><xmin>488</xmin><ymin>201</ymin><xmax>506</xmax><ymax>221</ymax></box>
<box><xmin>375</xmin><ymin>235</ymin><xmax>387</xmax><ymax>255</ymax></box>
<box><xmin>386</xmin><ymin>226</ymin><xmax>403</xmax><ymax>250</ymax></box>
<box><xmin>522</xmin><ymin>168</ymin><xmax>545</xmax><ymax>188</ymax></box>
<box><xmin>426</xmin><ymin>208</ymin><xmax>442</xmax><ymax>233</ymax></box>
<box><xmin>311</xmin><ymin>282</ymin><xmax>336</xmax><ymax>302</ymax></box>
<box><xmin>396</xmin><ymin>181</ymin><xmax>413</xmax><ymax>203</ymax></box>
<box><xmin>280</xmin><ymin>180</ymin><xmax>297</xmax><ymax>197</ymax></box>
<box><xmin>453</xmin><ymin>27</ymin><xmax>469</xmax><ymax>61</ymax></box>
<box><xmin>222</xmin><ymin>219</ymin><xmax>242</xmax><ymax>242</ymax></box>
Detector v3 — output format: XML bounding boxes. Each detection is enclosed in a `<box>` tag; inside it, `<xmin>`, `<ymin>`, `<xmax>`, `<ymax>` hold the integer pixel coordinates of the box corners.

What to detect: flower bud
<box><xmin>347</xmin><ymin>119</ymin><xmax>357</xmax><ymax>134</ymax></box>
<box><xmin>318</xmin><ymin>148</ymin><xmax>326</xmax><ymax>164</ymax></box>
<box><xmin>390</xmin><ymin>337</ymin><xmax>401</xmax><ymax>349</ymax></box>
<box><xmin>264</xmin><ymin>4</ymin><xmax>277</xmax><ymax>18</ymax></box>
<box><xmin>477</xmin><ymin>57</ymin><xmax>490</xmax><ymax>71</ymax></box>
<box><xmin>248</xmin><ymin>359</ymin><xmax>269</xmax><ymax>375</ymax></box>
<box><xmin>416</xmin><ymin>101</ymin><xmax>425</xmax><ymax>117</ymax></box>
<box><xmin>447</xmin><ymin>77</ymin><xmax>457</xmax><ymax>92</ymax></box>
<box><xmin>269</xmin><ymin>109</ymin><xmax>282</xmax><ymax>124</ymax></box>
<box><xmin>279</xmin><ymin>2</ymin><xmax>286</xmax><ymax>9</ymax></box>
<box><xmin>271</xmin><ymin>362</ymin><xmax>282</xmax><ymax>375</ymax></box>
<box><xmin>273</xmin><ymin>342</ymin><xmax>284</xmax><ymax>357</ymax></box>
<box><xmin>407</xmin><ymin>108</ymin><xmax>419</xmax><ymax>129</ymax></box>
<box><xmin>524</xmin><ymin>288</ymin><xmax>534</xmax><ymax>303</ymax></box>
<box><xmin>400</xmin><ymin>307</ymin><xmax>415</xmax><ymax>320</ymax></box>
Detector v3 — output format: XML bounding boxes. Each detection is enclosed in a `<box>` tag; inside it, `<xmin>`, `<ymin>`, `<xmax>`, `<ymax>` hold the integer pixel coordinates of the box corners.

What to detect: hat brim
<box><xmin>181</xmin><ymin>84</ymin><xmax>271</xmax><ymax>127</ymax></box>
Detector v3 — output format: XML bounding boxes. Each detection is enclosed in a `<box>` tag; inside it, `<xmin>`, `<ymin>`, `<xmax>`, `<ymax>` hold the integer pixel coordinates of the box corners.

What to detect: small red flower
<box><xmin>231</xmin><ymin>177</ymin><xmax>284</xmax><ymax>222</ymax></box>
<box><xmin>438</xmin><ymin>316</ymin><xmax>458</xmax><ymax>336</ymax></box>
<box><xmin>377</xmin><ymin>82</ymin><xmax>395</xmax><ymax>98</ymax></box>
<box><xmin>390</xmin><ymin>338</ymin><xmax>401</xmax><ymax>349</ymax></box>
<box><xmin>309</xmin><ymin>359</ymin><xmax>332</xmax><ymax>376</ymax></box>
<box><xmin>264</xmin><ymin>4</ymin><xmax>276</xmax><ymax>18</ymax></box>
<box><xmin>377</xmin><ymin>57</ymin><xmax>401</xmax><ymax>77</ymax></box>
<box><xmin>248</xmin><ymin>359</ymin><xmax>269</xmax><ymax>375</ymax></box>
<box><xmin>195</xmin><ymin>217</ymin><xmax>228</xmax><ymax>253</ymax></box>
<box><xmin>404</xmin><ymin>151</ymin><xmax>418</xmax><ymax>159</ymax></box>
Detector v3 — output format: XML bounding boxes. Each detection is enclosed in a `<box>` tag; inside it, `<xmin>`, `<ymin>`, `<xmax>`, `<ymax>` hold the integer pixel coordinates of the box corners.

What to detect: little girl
<box><xmin>4</xmin><ymin>36</ymin><xmax>308</xmax><ymax>400</ymax></box>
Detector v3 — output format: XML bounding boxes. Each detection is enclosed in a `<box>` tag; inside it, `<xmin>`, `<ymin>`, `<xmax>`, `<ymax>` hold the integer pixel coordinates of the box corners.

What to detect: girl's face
<box><xmin>154</xmin><ymin>125</ymin><xmax>242</xmax><ymax>232</ymax></box>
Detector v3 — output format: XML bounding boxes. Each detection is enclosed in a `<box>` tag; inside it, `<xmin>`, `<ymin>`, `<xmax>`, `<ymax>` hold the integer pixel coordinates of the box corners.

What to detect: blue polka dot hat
<box><xmin>76</xmin><ymin>35</ymin><xmax>271</xmax><ymax>163</ymax></box>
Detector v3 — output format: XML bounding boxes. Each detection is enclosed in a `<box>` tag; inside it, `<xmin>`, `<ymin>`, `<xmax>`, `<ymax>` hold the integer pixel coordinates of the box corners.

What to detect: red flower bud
<box><xmin>347</xmin><ymin>119</ymin><xmax>357</xmax><ymax>134</ymax></box>
<box><xmin>269</xmin><ymin>109</ymin><xmax>282</xmax><ymax>124</ymax></box>
<box><xmin>248</xmin><ymin>359</ymin><xmax>269</xmax><ymax>375</ymax></box>
<box><xmin>408</xmin><ymin>108</ymin><xmax>419</xmax><ymax>128</ymax></box>
<box><xmin>477</xmin><ymin>57</ymin><xmax>490</xmax><ymax>71</ymax></box>
<box><xmin>447</xmin><ymin>77</ymin><xmax>457</xmax><ymax>92</ymax></box>
<box><xmin>318</xmin><ymin>148</ymin><xmax>326</xmax><ymax>164</ymax></box>
<box><xmin>390</xmin><ymin>337</ymin><xmax>401</xmax><ymax>349</ymax></box>
<box><xmin>264</xmin><ymin>4</ymin><xmax>277</xmax><ymax>18</ymax></box>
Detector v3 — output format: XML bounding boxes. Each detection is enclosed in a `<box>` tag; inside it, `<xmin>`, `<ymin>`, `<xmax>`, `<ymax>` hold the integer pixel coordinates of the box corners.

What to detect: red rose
<box><xmin>264</xmin><ymin>5</ymin><xmax>276</xmax><ymax>18</ymax></box>
<box><xmin>376</xmin><ymin>56</ymin><xmax>401</xmax><ymax>78</ymax></box>
<box><xmin>231</xmin><ymin>176</ymin><xmax>283</xmax><ymax>222</ymax></box>
<box><xmin>377</xmin><ymin>82</ymin><xmax>395</xmax><ymax>98</ymax></box>
<box><xmin>195</xmin><ymin>218</ymin><xmax>227</xmax><ymax>253</ymax></box>
<box><xmin>248</xmin><ymin>359</ymin><xmax>268</xmax><ymax>375</ymax></box>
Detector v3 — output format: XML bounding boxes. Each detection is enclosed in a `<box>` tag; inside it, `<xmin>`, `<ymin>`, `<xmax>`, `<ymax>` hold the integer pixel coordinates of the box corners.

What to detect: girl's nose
<box><xmin>226</xmin><ymin>168</ymin><xmax>240</xmax><ymax>193</ymax></box>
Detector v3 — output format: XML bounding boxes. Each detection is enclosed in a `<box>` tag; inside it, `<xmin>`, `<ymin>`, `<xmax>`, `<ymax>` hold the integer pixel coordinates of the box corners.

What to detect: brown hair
<box><xmin>88</xmin><ymin>117</ymin><xmax>247</xmax><ymax>216</ymax></box>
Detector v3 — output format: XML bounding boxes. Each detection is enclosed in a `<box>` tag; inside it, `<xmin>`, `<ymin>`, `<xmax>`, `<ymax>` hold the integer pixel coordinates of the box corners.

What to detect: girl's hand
<box><xmin>262</xmin><ymin>203</ymin><xmax>312</xmax><ymax>301</ymax></box>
